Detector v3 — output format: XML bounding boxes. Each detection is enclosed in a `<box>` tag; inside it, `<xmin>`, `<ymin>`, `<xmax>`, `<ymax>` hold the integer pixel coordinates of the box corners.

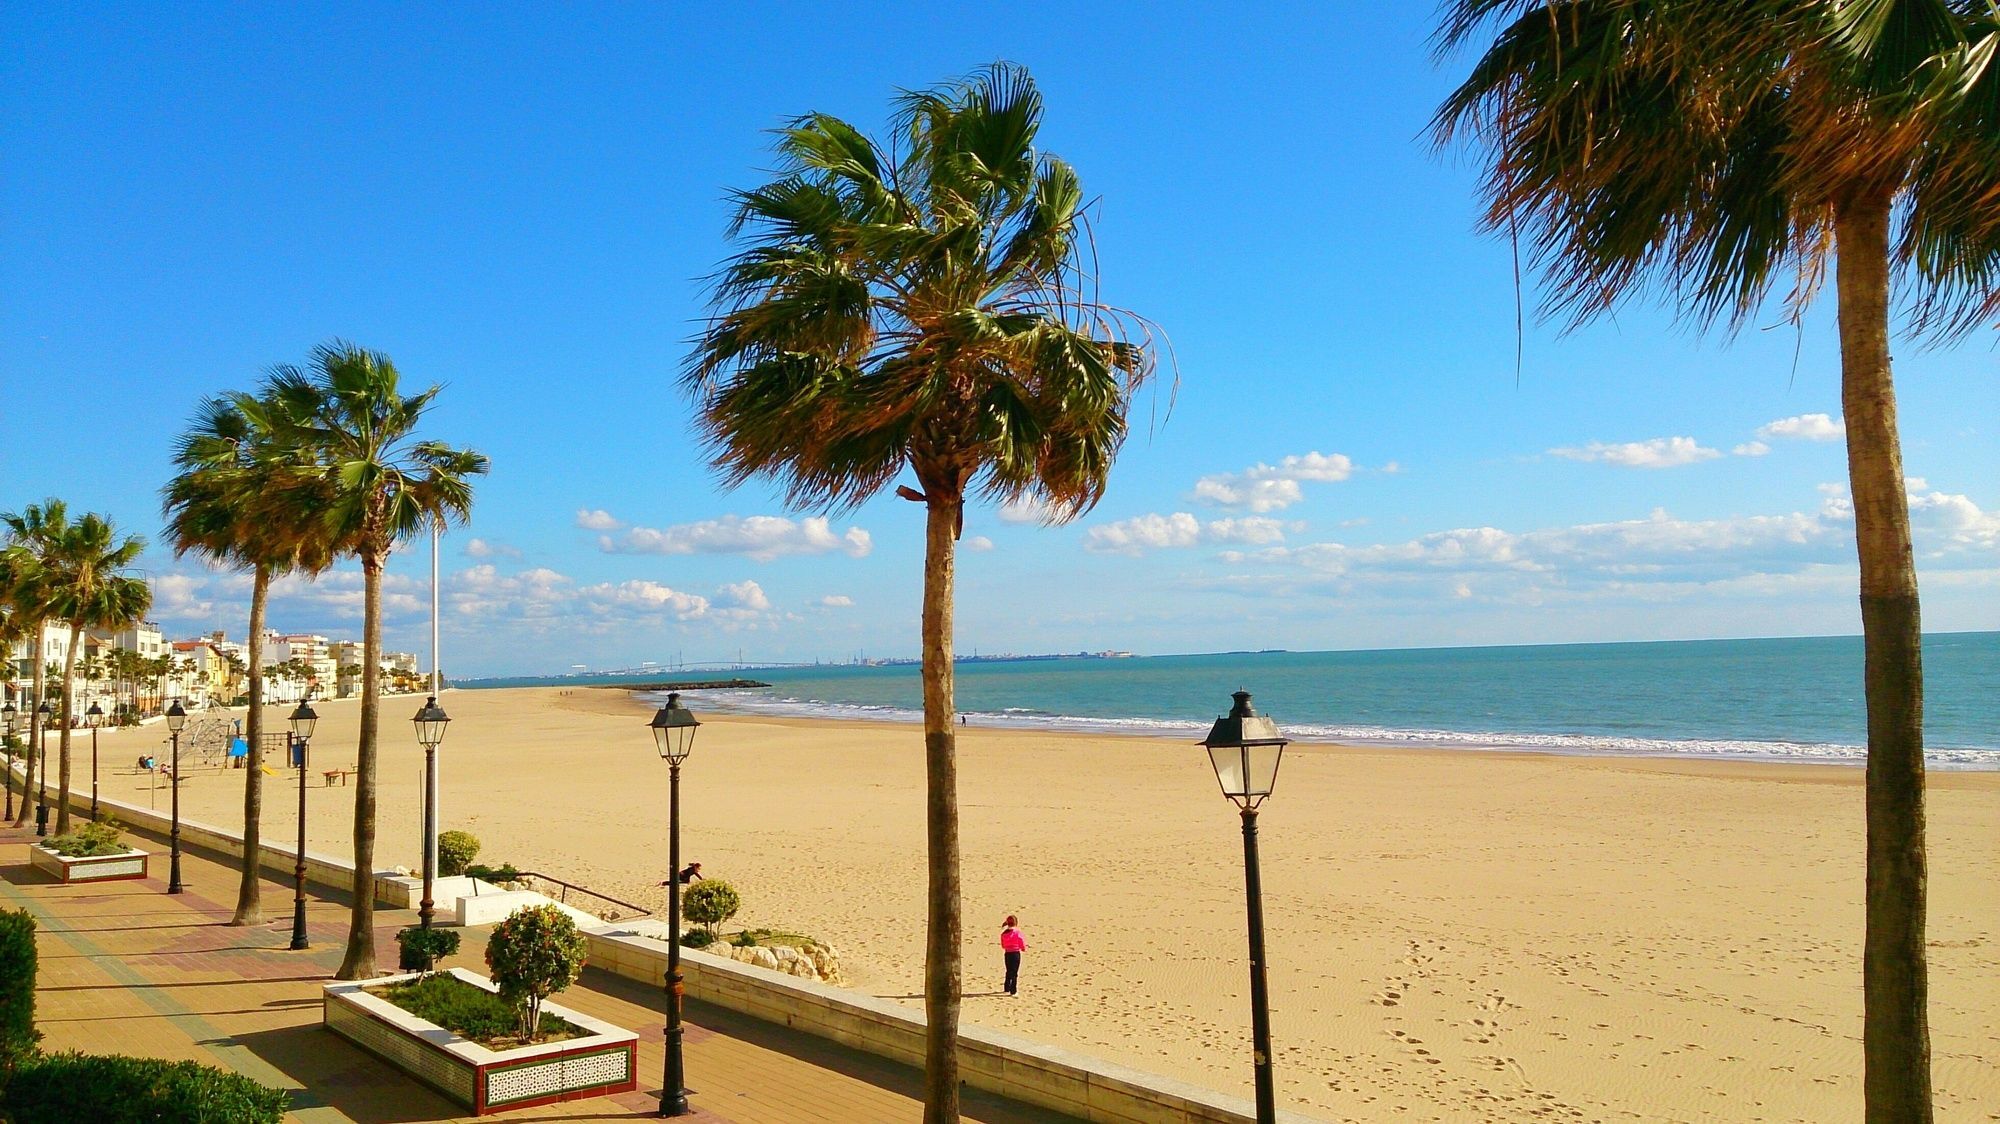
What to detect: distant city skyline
<box><xmin>4</xmin><ymin>6</ymin><xmax>1994</xmax><ymax>677</ymax></box>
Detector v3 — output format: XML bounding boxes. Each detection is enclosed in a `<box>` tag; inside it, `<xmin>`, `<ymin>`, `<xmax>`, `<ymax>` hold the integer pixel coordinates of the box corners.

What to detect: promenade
<box><xmin>0</xmin><ymin>819</ymin><xmax>1074</xmax><ymax>1123</ymax></box>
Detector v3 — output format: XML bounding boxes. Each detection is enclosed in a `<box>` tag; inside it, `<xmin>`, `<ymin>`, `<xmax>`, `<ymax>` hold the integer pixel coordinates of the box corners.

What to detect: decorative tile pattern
<box><xmin>485</xmin><ymin>1047</ymin><xmax>631</xmax><ymax>1107</ymax></box>
<box><xmin>325</xmin><ymin>997</ymin><xmax>477</xmax><ymax>1105</ymax></box>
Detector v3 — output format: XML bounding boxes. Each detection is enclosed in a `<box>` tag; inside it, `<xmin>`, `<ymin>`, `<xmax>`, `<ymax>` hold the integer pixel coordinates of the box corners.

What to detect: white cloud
<box><xmin>579</xmin><ymin>580</ymin><xmax>710</xmax><ymax>620</ymax></box>
<box><xmin>465</xmin><ymin>537</ymin><xmax>521</xmax><ymax>559</ymax></box>
<box><xmin>1757</xmin><ymin>413</ymin><xmax>1844</xmax><ymax>442</ymax></box>
<box><xmin>1083</xmin><ymin>512</ymin><xmax>1296</xmax><ymax>555</ymax></box>
<box><xmin>1189</xmin><ymin>451</ymin><xmax>1354</xmax><ymax>512</ymax></box>
<box><xmin>604</xmin><ymin>515</ymin><xmax>873</xmax><ymax>563</ymax></box>
<box><xmin>820</xmin><ymin>595</ymin><xmax>854</xmax><ymax>608</ymax></box>
<box><xmin>716</xmin><ymin>580</ymin><xmax>771</xmax><ymax>612</ymax></box>
<box><xmin>997</xmin><ymin>496</ymin><xmax>1056</xmax><ymax>524</ymax></box>
<box><xmin>963</xmin><ymin>535</ymin><xmax>995</xmax><ymax>552</ymax></box>
<box><xmin>1548</xmin><ymin>436</ymin><xmax>1722</xmax><ymax>469</ymax></box>
<box><xmin>575</xmin><ymin>509</ymin><xmax>624</xmax><ymax>531</ymax></box>
<box><xmin>151</xmin><ymin>574</ymin><xmax>212</xmax><ymax>617</ymax></box>
<box><xmin>1732</xmin><ymin>442</ymin><xmax>1771</xmax><ymax>458</ymax></box>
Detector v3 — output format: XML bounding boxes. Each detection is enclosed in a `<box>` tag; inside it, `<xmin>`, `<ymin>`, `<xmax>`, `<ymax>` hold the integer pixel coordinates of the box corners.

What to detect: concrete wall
<box><xmin>587</xmin><ymin>927</ymin><xmax>1321</xmax><ymax>1124</ymax></box>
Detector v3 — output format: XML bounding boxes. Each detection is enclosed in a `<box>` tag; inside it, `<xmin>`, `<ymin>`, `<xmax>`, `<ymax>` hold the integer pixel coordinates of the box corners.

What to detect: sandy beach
<box><xmin>82</xmin><ymin>686</ymin><xmax>2000</xmax><ymax>1122</ymax></box>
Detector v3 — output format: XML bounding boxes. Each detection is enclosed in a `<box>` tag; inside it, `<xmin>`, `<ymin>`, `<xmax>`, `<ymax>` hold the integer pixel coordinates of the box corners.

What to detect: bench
<box><xmin>323</xmin><ymin>770</ymin><xmax>352</xmax><ymax>787</ymax></box>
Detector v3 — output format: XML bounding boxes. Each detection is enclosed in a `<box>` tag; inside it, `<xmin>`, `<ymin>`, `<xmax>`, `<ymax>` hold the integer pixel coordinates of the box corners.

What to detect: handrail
<box><xmin>508</xmin><ymin>871</ymin><xmax>653</xmax><ymax>921</ymax></box>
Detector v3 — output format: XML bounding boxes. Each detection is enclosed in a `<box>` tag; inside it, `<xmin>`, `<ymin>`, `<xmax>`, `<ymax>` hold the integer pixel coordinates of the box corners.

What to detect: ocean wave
<box><xmin>646</xmin><ymin>689</ymin><xmax>1998</xmax><ymax>769</ymax></box>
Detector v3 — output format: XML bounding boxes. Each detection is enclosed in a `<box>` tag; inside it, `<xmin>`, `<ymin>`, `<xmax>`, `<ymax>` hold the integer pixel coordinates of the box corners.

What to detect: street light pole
<box><xmin>35</xmin><ymin>700</ymin><xmax>52</xmax><ymax>837</ymax></box>
<box><xmin>648</xmin><ymin>693</ymin><xmax>701</xmax><ymax>1118</ymax></box>
<box><xmin>2</xmin><ymin>703</ymin><xmax>16</xmax><ymax>821</ymax></box>
<box><xmin>411</xmin><ymin>697</ymin><xmax>450</xmax><ymax>931</ymax></box>
<box><xmin>288</xmin><ymin>696</ymin><xmax>318</xmax><ymax>951</ymax></box>
<box><xmin>1199</xmin><ymin>690</ymin><xmax>1289</xmax><ymax>1124</ymax></box>
<box><xmin>166</xmin><ymin>700</ymin><xmax>187</xmax><ymax>893</ymax></box>
<box><xmin>87</xmin><ymin>702</ymin><xmax>103</xmax><ymax>821</ymax></box>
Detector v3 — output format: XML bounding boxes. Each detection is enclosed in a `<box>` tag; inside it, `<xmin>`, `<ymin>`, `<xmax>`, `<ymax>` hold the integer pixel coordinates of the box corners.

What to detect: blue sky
<box><xmin>3</xmin><ymin>3</ymin><xmax>1994</xmax><ymax>677</ymax></box>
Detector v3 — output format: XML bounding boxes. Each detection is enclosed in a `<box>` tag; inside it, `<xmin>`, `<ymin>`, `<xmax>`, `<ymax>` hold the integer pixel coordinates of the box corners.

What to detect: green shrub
<box><xmin>3</xmin><ymin>1052</ymin><xmax>288</xmax><ymax>1123</ymax></box>
<box><xmin>679</xmin><ymin>929</ymin><xmax>715</xmax><ymax>948</ymax></box>
<box><xmin>0</xmin><ymin>910</ymin><xmax>37</xmax><ymax>1079</ymax></box>
<box><xmin>372</xmin><ymin>974</ymin><xmax>576</xmax><ymax>1047</ymax></box>
<box><xmin>43</xmin><ymin>818</ymin><xmax>126</xmax><ymax>858</ymax></box>
<box><xmin>485</xmin><ymin>905</ymin><xmax>588</xmax><ymax>1040</ymax></box>
<box><xmin>396</xmin><ymin>925</ymin><xmax>462</xmax><ymax>974</ymax></box>
<box><xmin>681</xmin><ymin>878</ymin><xmax>740</xmax><ymax>936</ymax></box>
<box><xmin>464</xmin><ymin>862</ymin><xmax>522</xmax><ymax>883</ymax></box>
<box><xmin>437</xmin><ymin>830</ymin><xmax>480</xmax><ymax>877</ymax></box>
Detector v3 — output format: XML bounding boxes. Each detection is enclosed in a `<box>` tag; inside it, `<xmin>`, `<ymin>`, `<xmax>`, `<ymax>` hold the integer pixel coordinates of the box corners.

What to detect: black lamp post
<box><xmin>288</xmin><ymin>695</ymin><xmax>318</xmax><ymax>950</ymax></box>
<box><xmin>2</xmin><ymin>702</ymin><xmax>16</xmax><ymax>821</ymax></box>
<box><xmin>648</xmin><ymin>692</ymin><xmax>700</xmax><ymax>1117</ymax></box>
<box><xmin>412</xmin><ymin>696</ymin><xmax>450</xmax><ymax>930</ymax></box>
<box><xmin>86</xmin><ymin>702</ymin><xmax>104</xmax><ymax>821</ymax></box>
<box><xmin>35</xmin><ymin>699</ymin><xmax>52</xmax><ymax>837</ymax></box>
<box><xmin>165</xmin><ymin>699</ymin><xmax>187</xmax><ymax>893</ymax></box>
<box><xmin>1199</xmin><ymin>690</ymin><xmax>1289</xmax><ymax>1124</ymax></box>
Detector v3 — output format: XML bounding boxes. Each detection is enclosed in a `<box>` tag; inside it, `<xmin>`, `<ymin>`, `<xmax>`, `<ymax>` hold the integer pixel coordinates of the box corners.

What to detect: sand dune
<box><xmin>87</xmin><ymin>686</ymin><xmax>2000</xmax><ymax>1122</ymax></box>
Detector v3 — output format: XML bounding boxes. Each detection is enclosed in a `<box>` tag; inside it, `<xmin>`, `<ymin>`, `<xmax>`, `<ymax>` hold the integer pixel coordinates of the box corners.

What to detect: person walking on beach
<box><xmin>1000</xmin><ymin>915</ymin><xmax>1027</xmax><ymax>996</ymax></box>
<box><xmin>660</xmin><ymin>861</ymin><xmax>702</xmax><ymax>888</ymax></box>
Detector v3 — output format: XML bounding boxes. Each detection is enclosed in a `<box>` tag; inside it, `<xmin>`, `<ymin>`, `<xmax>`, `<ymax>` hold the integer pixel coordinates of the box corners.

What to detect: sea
<box><xmin>465</xmin><ymin>632</ymin><xmax>1999</xmax><ymax>769</ymax></box>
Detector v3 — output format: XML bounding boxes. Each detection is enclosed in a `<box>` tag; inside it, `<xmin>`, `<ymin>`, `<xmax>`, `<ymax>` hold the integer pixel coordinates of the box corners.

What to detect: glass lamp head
<box><xmin>411</xmin><ymin>696</ymin><xmax>450</xmax><ymax>750</ymax></box>
<box><xmin>289</xmin><ymin>698</ymin><xmax>318</xmax><ymax>741</ymax></box>
<box><xmin>1</xmin><ymin>702</ymin><xmax>14</xmax><ymax>735</ymax></box>
<box><xmin>85</xmin><ymin>702</ymin><xmax>104</xmax><ymax>728</ymax></box>
<box><xmin>649</xmin><ymin>692</ymin><xmax>700</xmax><ymax>764</ymax></box>
<box><xmin>1198</xmin><ymin>690</ymin><xmax>1289</xmax><ymax>810</ymax></box>
<box><xmin>165</xmin><ymin>699</ymin><xmax>188</xmax><ymax>733</ymax></box>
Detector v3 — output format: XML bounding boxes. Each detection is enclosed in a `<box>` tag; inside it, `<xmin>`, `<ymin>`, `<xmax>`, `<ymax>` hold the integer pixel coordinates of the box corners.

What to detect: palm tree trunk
<box><xmin>920</xmin><ymin>496</ymin><xmax>962</xmax><ymax>1124</ymax></box>
<box><xmin>13</xmin><ymin>635</ymin><xmax>41</xmax><ymax>829</ymax></box>
<box><xmin>55</xmin><ymin>623</ymin><xmax>80</xmax><ymax>835</ymax></box>
<box><xmin>1835</xmin><ymin>190</ymin><xmax>1931</xmax><ymax>1123</ymax></box>
<box><xmin>232</xmin><ymin>567</ymin><xmax>271</xmax><ymax>926</ymax></box>
<box><xmin>336</xmin><ymin>549</ymin><xmax>384</xmax><ymax>980</ymax></box>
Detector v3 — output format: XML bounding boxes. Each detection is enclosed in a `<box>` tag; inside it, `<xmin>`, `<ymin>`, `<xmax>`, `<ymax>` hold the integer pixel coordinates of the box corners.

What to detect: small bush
<box><xmin>396</xmin><ymin>925</ymin><xmax>462</xmax><ymax>974</ymax></box>
<box><xmin>679</xmin><ymin>929</ymin><xmax>715</xmax><ymax>948</ymax></box>
<box><xmin>373</xmin><ymin>974</ymin><xmax>577</xmax><ymax>1047</ymax></box>
<box><xmin>44</xmin><ymin>818</ymin><xmax>126</xmax><ymax>858</ymax></box>
<box><xmin>437</xmin><ymin>830</ymin><xmax>480</xmax><ymax>876</ymax></box>
<box><xmin>464</xmin><ymin>862</ymin><xmax>522</xmax><ymax>883</ymax></box>
<box><xmin>485</xmin><ymin>905</ymin><xmax>588</xmax><ymax>1040</ymax></box>
<box><xmin>0</xmin><ymin>910</ymin><xmax>37</xmax><ymax>1079</ymax></box>
<box><xmin>681</xmin><ymin>879</ymin><xmax>741</xmax><ymax>936</ymax></box>
<box><xmin>730</xmin><ymin>930</ymin><xmax>756</xmax><ymax>947</ymax></box>
<box><xmin>3</xmin><ymin>1052</ymin><xmax>288</xmax><ymax>1124</ymax></box>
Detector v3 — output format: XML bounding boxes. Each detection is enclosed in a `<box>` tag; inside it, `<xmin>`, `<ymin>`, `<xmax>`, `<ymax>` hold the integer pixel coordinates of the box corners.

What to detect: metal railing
<box><xmin>508</xmin><ymin>871</ymin><xmax>654</xmax><ymax>923</ymax></box>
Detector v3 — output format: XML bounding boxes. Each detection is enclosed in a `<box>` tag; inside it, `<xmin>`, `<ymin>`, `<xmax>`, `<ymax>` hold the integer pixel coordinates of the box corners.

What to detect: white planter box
<box><xmin>29</xmin><ymin>844</ymin><xmax>149</xmax><ymax>884</ymax></box>
<box><xmin>322</xmin><ymin>968</ymin><xmax>638</xmax><ymax>1115</ymax></box>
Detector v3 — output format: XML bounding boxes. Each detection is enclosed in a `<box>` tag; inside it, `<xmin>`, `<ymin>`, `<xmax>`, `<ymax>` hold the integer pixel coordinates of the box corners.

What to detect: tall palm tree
<box><xmin>1</xmin><ymin>509</ymin><xmax>59</xmax><ymax>830</ymax></box>
<box><xmin>686</xmin><ymin>64</ymin><xmax>1157</xmax><ymax>1120</ymax></box>
<box><xmin>262</xmin><ymin>342</ymin><xmax>486</xmax><ymax>980</ymax></box>
<box><xmin>3</xmin><ymin>502</ymin><xmax>151</xmax><ymax>835</ymax></box>
<box><xmin>165</xmin><ymin>389</ymin><xmax>336</xmax><ymax>926</ymax></box>
<box><xmin>0</xmin><ymin>584</ymin><xmax>33</xmax><ymax>811</ymax></box>
<box><xmin>1434</xmin><ymin>4</ymin><xmax>1997</xmax><ymax>1118</ymax></box>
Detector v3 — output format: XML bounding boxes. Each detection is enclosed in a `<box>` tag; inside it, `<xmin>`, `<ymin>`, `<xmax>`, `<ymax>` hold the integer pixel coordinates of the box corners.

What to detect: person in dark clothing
<box><xmin>660</xmin><ymin>862</ymin><xmax>703</xmax><ymax>887</ymax></box>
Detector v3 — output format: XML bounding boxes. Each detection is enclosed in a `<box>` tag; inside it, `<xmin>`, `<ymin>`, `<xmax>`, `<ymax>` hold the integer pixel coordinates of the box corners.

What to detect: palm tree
<box><xmin>1434</xmin><ymin>4</ymin><xmax>1997</xmax><ymax>1118</ymax></box>
<box><xmin>0</xmin><ymin>581</ymin><xmax>35</xmax><ymax>813</ymax></box>
<box><xmin>165</xmin><ymin>390</ymin><xmax>336</xmax><ymax>925</ymax></box>
<box><xmin>3</xmin><ymin>501</ymin><xmax>151</xmax><ymax>835</ymax></box>
<box><xmin>686</xmin><ymin>65</ymin><xmax>1157</xmax><ymax>1120</ymax></box>
<box><xmin>261</xmin><ymin>341</ymin><xmax>486</xmax><ymax>980</ymax></box>
<box><xmin>1</xmin><ymin>510</ymin><xmax>59</xmax><ymax>830</ymax></box>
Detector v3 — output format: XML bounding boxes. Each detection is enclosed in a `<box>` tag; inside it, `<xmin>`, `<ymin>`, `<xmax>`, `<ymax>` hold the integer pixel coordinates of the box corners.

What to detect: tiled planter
<box><xmin>29</xmin><ymin>845</ymin><xmax>149</xmax><ymax>884</ymax></box>
<box><xmin>323</xmin><ymin>968</ymin><xmax>638</xmax><ymax>1115</ymax></box>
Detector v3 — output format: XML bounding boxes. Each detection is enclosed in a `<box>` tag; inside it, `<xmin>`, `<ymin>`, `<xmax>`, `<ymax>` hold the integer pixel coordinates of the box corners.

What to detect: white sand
<box><xmin>87</xmin><ymin>687</ymin><xmax>2000</xmax><ymax>1122</ymax></box>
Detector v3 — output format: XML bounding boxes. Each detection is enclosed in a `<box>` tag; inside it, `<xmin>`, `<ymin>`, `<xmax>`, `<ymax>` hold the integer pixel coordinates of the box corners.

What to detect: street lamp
<box><xmin>1198</xmin><ymin>690</ymin><xmax>1289</xmax><ymax>1124</ymax></box>
<box><xmin>288</xmin><ymin>695</ymin><xmax>318</xmax><ymax>950</ymax></box>
<box><xmin>411</xmin><ymin>696</ymin><xmax>450</xmax><ymax>930</ymax></box>
<box><xmin>86</xmin><ymin>702</ymin><xmax>104</xmax><ymax>821</ymax></box>
<box><xmin>648</xmin><ymin>692</ymin><xmax>700</xmax><ymax>1118</ymax></box>
<box><xmin>35</xmin><ymin>700</ymin><xmax>52</xmax><ymax>837</ymax></box>
<box><xmin>2</xmin><ymin>702</ymin><xmax>16</xmax><ymax>821</ymax></box>
<box><xmin>165</xmin><ymin>699</ymin><xmax>188</xmax><ymax>893</ymax></box>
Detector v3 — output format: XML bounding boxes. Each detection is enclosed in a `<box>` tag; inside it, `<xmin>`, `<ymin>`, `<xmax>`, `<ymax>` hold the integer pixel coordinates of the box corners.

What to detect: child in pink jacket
<box><xmin>1001</xmin><ymin>915</ymin><xmax>1027</xmax><ymax>995</ymax></box>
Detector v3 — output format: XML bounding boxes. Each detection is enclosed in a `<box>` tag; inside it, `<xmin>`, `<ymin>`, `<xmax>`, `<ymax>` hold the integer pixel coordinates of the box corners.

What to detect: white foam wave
<box><xmin>655</xmin><ymin>690</ymin><xmax>1999</xmax><ymax>770</ymax></box>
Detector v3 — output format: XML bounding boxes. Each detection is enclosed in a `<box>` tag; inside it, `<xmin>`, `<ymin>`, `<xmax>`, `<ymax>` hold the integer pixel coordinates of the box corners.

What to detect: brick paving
<box><xmin>1</xmin><ymin>821</ymin><xmax>1074</xmax><ymax>1123</ymax></box>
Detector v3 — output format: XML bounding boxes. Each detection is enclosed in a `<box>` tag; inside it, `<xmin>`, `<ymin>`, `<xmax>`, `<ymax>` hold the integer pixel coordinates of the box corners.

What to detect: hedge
<box><xmin>0</xmin><ymin>909</ymin><xmax>36</xmax><ymax>1075</ymax></box>
<box><xmin>4</xmin><ymin>1052</ymin><xmax>288</xmax><ymax>1123</ymax></box>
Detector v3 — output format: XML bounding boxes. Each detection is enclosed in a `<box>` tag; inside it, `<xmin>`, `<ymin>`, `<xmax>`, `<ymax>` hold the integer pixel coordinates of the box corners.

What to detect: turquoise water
<box><xmin>468</xmin><ymin>632</ymin><xmax>1999</xmax><ymax>767</ymax></box>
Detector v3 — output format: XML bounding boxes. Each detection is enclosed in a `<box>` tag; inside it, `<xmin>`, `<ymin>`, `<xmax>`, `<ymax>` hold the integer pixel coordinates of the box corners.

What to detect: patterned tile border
<box><xmin>27</xmin><ymin>844</ymin><xmax>150</xmax><ymax>884</ymax></box>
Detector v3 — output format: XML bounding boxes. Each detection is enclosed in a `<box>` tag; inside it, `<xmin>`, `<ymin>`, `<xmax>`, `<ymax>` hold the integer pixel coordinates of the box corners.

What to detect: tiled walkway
<box><xmin>1</xmin><ymin>821</ymin><xmax>1074</xmax><ymax>1123</ymax></box>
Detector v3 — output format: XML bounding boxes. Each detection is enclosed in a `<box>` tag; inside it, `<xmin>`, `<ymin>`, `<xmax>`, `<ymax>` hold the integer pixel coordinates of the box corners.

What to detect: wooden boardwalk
<box><xmin>0</xmin><ymin>822</ymin><xmax>1075</xmax><ymax>1123</ymax></box>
